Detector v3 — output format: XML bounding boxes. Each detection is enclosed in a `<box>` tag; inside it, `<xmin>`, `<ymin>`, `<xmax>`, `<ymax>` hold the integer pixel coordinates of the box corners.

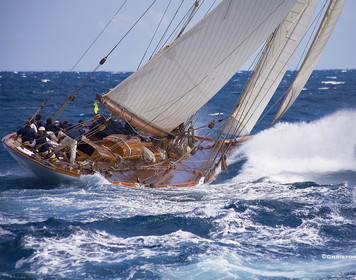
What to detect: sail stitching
<box><xmin>134</xmin><ymin>0</ymin><xmax>288</xmax><ymax>129</ymax></box>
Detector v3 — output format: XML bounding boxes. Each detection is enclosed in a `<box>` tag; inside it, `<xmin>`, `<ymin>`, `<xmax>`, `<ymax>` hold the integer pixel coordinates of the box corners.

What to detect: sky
<box><xmin>0</xmin><ymin>0</ymin><xmax>355</xmax><ymax>72</ymax></box>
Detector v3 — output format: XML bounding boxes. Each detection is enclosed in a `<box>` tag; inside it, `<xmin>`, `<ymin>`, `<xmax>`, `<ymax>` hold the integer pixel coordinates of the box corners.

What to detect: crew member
<box><xmin>35</xmin><ymin>127</ymin><xmax>59</xmax><ymax>162</ymax></box>
<box><xmin>45</xmin><ymin>118</ymin><xmax>61</xmax><ymax>135</ymax></box>
<box><xmin>35</xmin><ymin>114</ymin><xmax>45</xmax><ymax>128</ymax></box>
<box><xmin>45</xmin><ymin>118</ymin><xmax>61</xmax><ymax>140</ymax></box>
<box><xmin>61</xmin><ymin>120</ymin><xmax>72</xmax><ymax>129</ymax></box>
<box><xmin>16</xmin><ymin>120</ymin><xmax>37</xmax><ymax>147</ymax></box>
<box><xmin>54</xmin><ymin>133</ymin><xmax>78</xmax><ymax>164</ymax></box>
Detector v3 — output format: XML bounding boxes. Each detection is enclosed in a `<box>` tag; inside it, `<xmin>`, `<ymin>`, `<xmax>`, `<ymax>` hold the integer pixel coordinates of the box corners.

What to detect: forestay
<box><xmin>224</xmin><ymin>0</ymin><xmax>318</xmax><ymax>136</ymax></box>
<box><xmin>272</xmin><ymin>0</ymin><xmax>345</xmax><ymax>124</ymax></box>
<box><xmin>105</xmin><ymin>0</ymin><xmax>297</xmax><ymax>135</ymax></box>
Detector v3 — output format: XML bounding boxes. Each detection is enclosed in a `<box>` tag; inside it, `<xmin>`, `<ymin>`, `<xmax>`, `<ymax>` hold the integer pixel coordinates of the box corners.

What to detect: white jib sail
<box><xmin>224</xmin><ymin>0</ymin><xmax>318</xmax><ymax>137</ymax></box>
<box><xmin>272</xmin><ymin>0</ymin><xmax>345</xmax><ymax>124</ymax></box>
<box><xmin>105</xmin><ymin>0</ymin><xmax>297</xmax><ymax>135</ymax></box>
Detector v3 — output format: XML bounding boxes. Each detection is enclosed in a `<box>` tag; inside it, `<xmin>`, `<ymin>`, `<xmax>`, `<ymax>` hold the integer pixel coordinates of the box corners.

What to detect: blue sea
<box><xmin>0</xmin><ymin>70</ymin><xmax>355</xmax><ymax>279</ymax></box>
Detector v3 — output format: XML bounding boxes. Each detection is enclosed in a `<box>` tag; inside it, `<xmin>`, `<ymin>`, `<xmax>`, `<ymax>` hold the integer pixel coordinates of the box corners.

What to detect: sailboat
<box><xmin>2</xmin><ymin>0</ymin><xmax>345</xmax><ymax>187</ymax></box>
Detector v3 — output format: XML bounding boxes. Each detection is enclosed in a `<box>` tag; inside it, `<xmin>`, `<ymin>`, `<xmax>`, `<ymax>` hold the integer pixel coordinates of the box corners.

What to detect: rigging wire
<box><xmin>141</xmin><ymin>0</ymin><xmax>289</xmax><ymax>130</ymax></box>
<box><xmin>96</xmin><ymin>0</ymin><xmax>157</xmax><ymax>69</ymax></box>
<box><xmin>175</xmin><ymin>0</ymin><xmax>200</xmax><ymax>39</ymax></box>
<box><xmin>30</xmin><ymin>0</ymin><xmax>128</xmax><ymax>121</ymax></box>
<box><xmin>271</xmin><ymin>0</ymin><xmax>329</xmax><ymax>124</ymax></box>
<box><xmin>149</xmin><ymin>0</ymin><xmax>185</xmax><ymax>60</ymax></box>
<box><xmin>222</xmin><ymin>0</ymin><xmax>327</xmax><ymax>139</ymax></box>
<box><xmin>54</xmin><ymin>0</ymin><xmax>157</xmax><ymax>120</ymax></box>
<box><xmin>207</xmin><ymin>0</ymin><xmax>330</xmax><ymax>173</ymax></box>
<box><xmin>160</xmin><ymin>0</ymin><xmax>205</xmax><ymax>50</ymax></box>
<box><xmin>197</xmin><ymin>1</ymin><xmax>310</xmax><ymax>173</ymax></box>
<box><xmin>137</xmin><ymin>0</ymin><xmax>172</xmax><ymax>70</ymax></box>
<box><xmin>255</xmin><ymin>0</ymin><xmax>328</xmax><ymax>127</ymax></box>
<box><xmin>204</xmin><ymin>0</ymin><xmax>217</xmax><ymax>16</ymax></box>
<box><xmin>70</xmin><ymin>0</ymin><xmax>128</xmax><ymax>72</ymax></box>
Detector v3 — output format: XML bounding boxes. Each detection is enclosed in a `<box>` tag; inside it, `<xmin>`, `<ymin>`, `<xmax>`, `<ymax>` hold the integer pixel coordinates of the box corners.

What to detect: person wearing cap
<box><xmin>45</xmin><ymin>118</ymin><xmax>61</xmax><ymax>135</ymax></box>
<box><xmin>44</xmin><ymin>118</ymin><xmax>64</xmax><ymax>141</ymax></box>
<box><xmin>35</xmin><ymin>127</ymin><xmax>58</xmax><ymax>155</ymax></box>
<box><xmin>54</xmin><ymin>120</ymin><xmax>62</xmax><ymax>128</ymax></box>
<box><xmin>16</xmin><ymin>120</ymin><xmax>37</xmax><ymax>147</ymax></box>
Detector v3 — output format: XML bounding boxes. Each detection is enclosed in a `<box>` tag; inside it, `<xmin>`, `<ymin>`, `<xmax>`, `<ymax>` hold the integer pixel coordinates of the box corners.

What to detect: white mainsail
<box><xmin>272</xmin><ymin>0</ymin><xmax>345</xmax><ymax>124</ymax></box>
<box><xmin>104</xmin><ymin>0</ymin><xmax>297</xmax><ymax>136</ymax></box>
<box><xmin>223</xmin><ymin>0</ymin><xmax>318</xmax><ymax>136</ymax></box>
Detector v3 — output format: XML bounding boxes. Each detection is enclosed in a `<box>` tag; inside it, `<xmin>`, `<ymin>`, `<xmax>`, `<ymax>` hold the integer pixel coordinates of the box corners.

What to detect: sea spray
<box><xmin>237</xmin><ymin>110</ymin><xmax>356</xmax><ymax>181</ymax></box>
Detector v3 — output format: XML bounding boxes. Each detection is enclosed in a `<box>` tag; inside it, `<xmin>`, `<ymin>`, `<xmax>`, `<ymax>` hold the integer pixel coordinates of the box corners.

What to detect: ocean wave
<box><xmin>16</xmin><ymin>228</ymin><xmax>207</xmax><ymax>277</ymax></box>
<box><xmin>322</xmin><ymin>81</ymin><xmax>345</xmax><ymax>85</ymax></box>
<box><xmin>162</xmin><ymin>254</ymin><xmax>356</xmax><ymax>279</ymax></box>
<box><xmin>236</xmin><ymin>110</ymin><xmax>356</xmax><ymax>183</ymax></box>
<box><xmin>0</xmin><ymin>227</ymin><xmax>14</xmax><ymax>237</ymax></box>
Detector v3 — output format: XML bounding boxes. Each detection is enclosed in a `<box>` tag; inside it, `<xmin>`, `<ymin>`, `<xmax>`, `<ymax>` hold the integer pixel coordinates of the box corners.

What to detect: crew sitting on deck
<box><xmin>60</xmin><ymin>120</ymin><xmax>72</xmax><ymax>129</ymax></box>
<box><xmin>54</xmin><ymin>120</ymin><xmax>62</xmax><ymax>128</ymax></box>
<box><xmin>35</xmin><ymin>127</ymin><xmax>59</xmax><ymax>162</ymax></box>
<box><xmin>36</xmin><ymin>127</ymin><xmax>58</xmax><ymax>153</ymax></box>
<box><xmin>16</xmin><ymin>120</ymin><xmax>37</xmax><ymax>148</ymax></box>
<box><xmin>29</xmin><ymin>118</ymin><xmax>38</xmax><ymax>134</ymax></box>
<box><xmin>35</xmin><ymin>114</ymin><xmax>45</xmax><ymax>128</ymax></box>
<box><xmin>45</xmin><ymin>118</ymin><xmax>61</xmax><ymax>140</ymax></box>
<box><xmin>45</xmin><ymin>118</ymin><xmax>60</xmax><ymax>134</ymax></box>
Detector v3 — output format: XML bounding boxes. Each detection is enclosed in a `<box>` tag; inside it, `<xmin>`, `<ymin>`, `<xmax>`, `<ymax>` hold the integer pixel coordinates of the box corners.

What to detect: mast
<box><xmin>102</xmin><ymin>0</ymin><xmax>298</xmax><ymax>137</ymax></box>
<box><xmin>223</xmin><ymin>0</ymin><xmax>318</xmax><ymax>137</ymax></box>
<box><xmin>272</xmin><ymin>0</ymin><xmax>345</xmax><ymax>124</ymax></box>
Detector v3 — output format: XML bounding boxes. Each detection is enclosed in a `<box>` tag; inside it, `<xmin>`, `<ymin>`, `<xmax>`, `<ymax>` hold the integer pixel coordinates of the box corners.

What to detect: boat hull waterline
<box><xmin>3</xmin><ymin>133</ymin><xmax>246</xmax><ymax>187</ymax></box>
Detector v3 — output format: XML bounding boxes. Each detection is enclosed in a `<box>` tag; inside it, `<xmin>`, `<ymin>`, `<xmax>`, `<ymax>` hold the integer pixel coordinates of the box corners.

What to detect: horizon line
<box><xmin>0</xmin><ymin>68</ymin><xmax>354</xmax><ymax>73</ymax></box>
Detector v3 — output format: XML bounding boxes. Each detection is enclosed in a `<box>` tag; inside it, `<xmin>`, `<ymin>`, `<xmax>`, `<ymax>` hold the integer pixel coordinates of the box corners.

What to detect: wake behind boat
<box><xmin>2</xmin><ymin>0</ymin><xmax>345</xmax><ymax>187</ymax></box>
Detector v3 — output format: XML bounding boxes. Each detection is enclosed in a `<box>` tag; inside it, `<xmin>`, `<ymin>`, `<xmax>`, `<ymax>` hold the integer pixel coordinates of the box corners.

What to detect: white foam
<box><xmin>0</xmin><ymin>227</ymin><xmax>14</xmax><ymax>237</ymax></box>
<box><xmin>237</xmin><ymin>110</ymin><xmax>356</xmax><ymax>182</ymax></box>
<box><xmin>162</xmin><ymin>254</ymin><xmax>356</xmax><ymax>279</ymax></box>
<box><xmin>17</xmin><ymin>228</ymin><xmax>206</xmax><ymax>276</ymax></box>
<box><xmin>326</xmin><ymin>76</ymin><xmax>337</xmax><ymax>79</ymax></box>
<box><xmin>318</xmin><ymin>87</ymin><xmax>329</xmax><ymax>90</ymax></box>
<box><xmin>321</xmin><ymin>81</ymin><xmax>345</xmax><ymax>85</ymax></box>
<box><xmin>209</xmin><ymin>112</ymin><xmax>224</xmax><ymax>116</ymax></box>
<box><xmin>0</xmin><ymin>213</ymin><xmax>29</xmax><ymax>225</ymax></box>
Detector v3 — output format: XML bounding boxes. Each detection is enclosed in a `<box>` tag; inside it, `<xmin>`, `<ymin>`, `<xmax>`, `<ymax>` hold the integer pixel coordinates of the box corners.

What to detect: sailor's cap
<box><xmin>38</xmin><ymin>127</ymin><xmax>46</xmax><ymax>131</ymax></box>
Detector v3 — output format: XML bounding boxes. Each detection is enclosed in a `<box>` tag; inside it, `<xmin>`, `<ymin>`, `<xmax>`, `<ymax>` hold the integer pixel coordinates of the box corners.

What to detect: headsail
<box><xmin>272</xmin><ymin>0</ymin><xmax>345</xmax><ymax>124</ymax></box>
<box><xmin>103</xmin><ymin>0</ymin><xmax>297</xmax><ymax>136</ymax></box>
<box><xmin>223</xmin><ymin>0</ymin><xmax>318</xmax><ymax>136</ymax></box>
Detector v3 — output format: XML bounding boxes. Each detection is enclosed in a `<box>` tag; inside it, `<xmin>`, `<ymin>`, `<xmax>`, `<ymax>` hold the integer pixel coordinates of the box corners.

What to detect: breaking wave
<box><xmin>237</xmin><ymin>110</ymin><xmax>356</xmax><ymax>183</ymax></box>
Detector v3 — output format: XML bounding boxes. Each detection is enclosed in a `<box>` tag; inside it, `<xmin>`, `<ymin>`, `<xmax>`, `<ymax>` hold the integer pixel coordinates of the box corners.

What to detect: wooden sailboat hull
<box><xmin>3</xmin><ymin>132</ymin><xmax>250</xmax><ymax>187</ymax></box>
<box><xmin>2</xmin><ymin>133</ymin><xmax>210</xmax><ymax>187</ymax></box>
<box><xmin>2</xmin><ymin>133</ymin><xmax>79</xmax><ymax>183</ymax></box>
